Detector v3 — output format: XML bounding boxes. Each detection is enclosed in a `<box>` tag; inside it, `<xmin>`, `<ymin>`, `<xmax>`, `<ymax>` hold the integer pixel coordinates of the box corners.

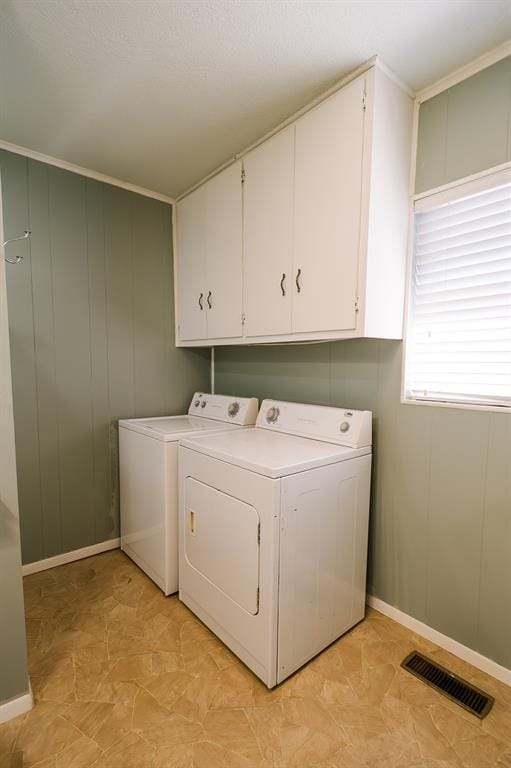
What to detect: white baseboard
<box><xmin>0</xmin><ymin>683</ymin><xmax>33</xmax><ymax>725</ymax></box>
<box><xmin>367</xmin><ymin>595</ymin><xmax>511</xmax><ymax>687</ymax></box>
<box><xmin>22</xmin><ymin>538</ymin><xmax>120</xmax><ymax>576</ymax></box>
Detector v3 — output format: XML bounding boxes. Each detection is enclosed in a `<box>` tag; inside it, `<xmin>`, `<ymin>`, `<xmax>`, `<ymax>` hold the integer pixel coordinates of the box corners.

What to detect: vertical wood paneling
<box><xmin>445</xmin><ymin>56</ymin><xmax>511</xmax><ymax>184</ymax></box>
<box><xmin>104</xmin><ymin>186</ymin><xmax>135</xmax><ymax>537</ymax></box>
<box><xmin>104</xmin><ymin>186</ymin><xmax>136</xmax><ymax>422</ymax></box>
<box><xmin>477</xmin><ymin>413</ymin><xmax>511</xmax><ymax>665</ymax></box>
<box><xmin>49</xmin><ymin>168</ymin><xmax>95</xmax><ymax>552</ymax></box>
<box><xmin>1</xmin><ymin>151</ymin><xmax>43</xmax><ymax>564</ymax></box>
<box><xmin>333</xmin><ymin>338</ymin><xmax>380</xmax><ymax>412</ymax></box>
<box><xmin>132</xmin><ymin>195</ymin><xmax>171</xmax><ymax>416</ymax></box>
<box><xmin>416</xmin><ymin>56</ymin><xmax>511</xmax><ymax>193</ymax></box>
<box><xmin>1</xmin><ymin>153</ymin><xmax>210</xmax><ymax>565</ymax></box>
<box><xmin>426</xmin><ymin>410</ymin><xmax>489</xmax><ymax>649</ymax></box>
<box><xmin>0</xmin><ymin>161</ymin><xmax>29</xmax><ymax>704</ymax></box>
<box><xmin>28</xmin><ymin>160</ymin><xmax>62</xmax><ymax>557</ymax></box>
<box><xmin>86</xmin><ymin>179</ymin><xmax>112</xmax><ymax>543</ymax></box>
<box><xmin>414</xmin><ymin>90</ymin><xmax>449</xmax><ymax>195</ymax></box>
<box><xmin>367</xmin><ymin>341</ymin><xmax>400</xmax><ymax>605</ymax></box>
<box><xmin>392</xmin><ymin>403</ymin><xmax>433</xmax><ymax>622</ymax></box>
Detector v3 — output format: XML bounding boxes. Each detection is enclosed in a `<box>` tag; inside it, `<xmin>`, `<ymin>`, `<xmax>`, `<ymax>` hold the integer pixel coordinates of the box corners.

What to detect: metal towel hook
<box><xmin>3</xmin><ymin>230</ymin><xmax>31</xmax><ymax>264</ymax></box>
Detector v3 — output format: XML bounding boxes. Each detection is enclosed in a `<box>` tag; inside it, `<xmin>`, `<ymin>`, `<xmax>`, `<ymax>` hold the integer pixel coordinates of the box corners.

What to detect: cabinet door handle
<box><xmin>198</xmin><ymin>292</ymin><xmax>204</xmax><ymax>310</ymax></box>
<box><xmin>280</xmin><ymin>273</ymin><xmax>286</xmax><ymax>296</ymax></box>
<box><xmin>295</xmin><ymin>268</ymin><xmax>302</xmax><ymax>293</ymax></box>
<box><xmin>207</xmin><ymin>291</ymin><xmax>212</xmax><ymax>309</ymax></box>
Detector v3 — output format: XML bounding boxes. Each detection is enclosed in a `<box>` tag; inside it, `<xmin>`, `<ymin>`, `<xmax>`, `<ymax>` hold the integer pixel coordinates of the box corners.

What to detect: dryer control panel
<box><xmin>257</xmin><ymin>399</ymin><xmax>372</xmax><ymax>448</ymax></box>
<box><xmin>188</xmin><ymin>393</ymin><xmax>258</xmax><ymax>425</ymax></box>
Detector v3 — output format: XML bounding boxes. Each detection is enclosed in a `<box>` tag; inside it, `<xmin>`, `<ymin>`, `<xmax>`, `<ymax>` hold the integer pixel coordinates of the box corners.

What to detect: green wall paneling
<box><xmin>477</xmin><ymin>413</ymin><xmax>511</xmax><ymax>666</ymax></box>
<box><xmin>426</xmin><ymin>409</ymin><xmax>490</xmax><ymax>649</ymax></box>
<box><xmin>415</xmin><ymin>90</ymin><xmax>449</xmax><ymax>196</ymax></box>
<box><xmin>416</xmin><ymin>56</ymin><xmax>511</xmax><ymax>193</ymax></box>
<box><xmin>86</xmin><ymin>179</ymin><xmax>111</xmax><ymax>544</ymax></box>
<box><xmin>215</xmin><ymin>339</ymin><xmax>511</xmax><ymax>670</ymax></box>
<box><xmin>0</xmin><ymin>150</ymin><xmax>210</xmax><ymax>564</ymax></box>
<box><xmin>29</xmin><ymin>161</ymin><xmax>64</xmax><ymax>558</ymax></box>
<box><xmin>0</xmin><ymin>151</ymin><xmax>43</xmax><ymax>564</ymax></box>
<box><xmin>52</xmin><ymin>168</ymin><xmax>96</xmax><ymax>553</ymax></box>
<box><xmin>0</xmin><ymin>497</ymin><xmax>28</xmax><ymax>703</ymax></box>
<box><xmin>445</xmin><ymin>56</ymin><xmax>511</xmax><ymax>184</ymax></box>
<box><xmin>0</xmin><ymin>161</ymin><xmax>29</xmax><ymax>704</ymax></box>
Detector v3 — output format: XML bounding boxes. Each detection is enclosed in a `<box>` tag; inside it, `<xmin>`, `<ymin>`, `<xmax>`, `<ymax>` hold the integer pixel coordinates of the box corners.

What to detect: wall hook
<box><xmin>3</xmin><ymin>230</ymin><xmax>31</xmax><ymax>264</ymax></box>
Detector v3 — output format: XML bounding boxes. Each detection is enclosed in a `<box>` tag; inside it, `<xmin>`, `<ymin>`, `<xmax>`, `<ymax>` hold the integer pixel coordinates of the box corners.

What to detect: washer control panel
<box><xmin>188</xmin><ymin>393</ymin><xmax>258</xmax><ymax>425</ymax></box>
<box><xmin>257</xmin><ymin>400</ymin><xmax>372</xmax><ymax>448</ymax></box>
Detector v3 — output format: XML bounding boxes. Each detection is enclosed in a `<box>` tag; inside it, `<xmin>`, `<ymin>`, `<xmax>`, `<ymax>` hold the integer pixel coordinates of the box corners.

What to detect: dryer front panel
<box><xmin>184</xmin><ymin>478</ymin><xmax>260</xmax><ymax>615</ymax></box>
<box><xmin>179</xmin><ymin>446</ymin><xmax>280</xmax><ymax>687</ymax></box>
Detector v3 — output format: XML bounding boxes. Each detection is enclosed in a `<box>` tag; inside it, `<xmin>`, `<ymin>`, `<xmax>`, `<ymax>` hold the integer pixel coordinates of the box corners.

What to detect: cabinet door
<box><xmin>204</xmin><ymin>162</ymin><xmax>243</xmax><ymax>339</ymax></box>
<box><xmin>175</xmin><ymin>186</ymin><xmax>207</xmax><ymax>341</ymax></box>
<box><xmin>292</xmin><ymin>77</ymin><xmax>365</xmax><ymax>333</ymax></box>
<box><xmin>243</xmin><ymin>127</ymin><xmax>294</xmax><ymax>337</ymax></box>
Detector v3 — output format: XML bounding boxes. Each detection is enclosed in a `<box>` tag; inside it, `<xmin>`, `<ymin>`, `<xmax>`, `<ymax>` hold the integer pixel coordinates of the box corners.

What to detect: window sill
<box><xmin>401</xmin><ymin>397</ymin><xmax>511</xmax><ymax>414</ymax></box>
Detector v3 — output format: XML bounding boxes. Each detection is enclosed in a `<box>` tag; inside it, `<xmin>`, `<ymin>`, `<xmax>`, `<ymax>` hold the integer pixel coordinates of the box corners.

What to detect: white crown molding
<box><xmin>367</xmin><ymin>595</ymin><xmax>511</xmax><ymax>687</ymax></box>
<box><xmin>22</xmin><ymin>538</ymin><xmax>120</xmax><ymax>576</ymax></box>
<box><xmin>416</xmin><ymin>39</ymin><xmax>511</xmax><ymax>104</ymax></box>
<box><xmin>0</xmin><ymin>139</ymin><xmax>175</xmax><ymax>205</ymax></box>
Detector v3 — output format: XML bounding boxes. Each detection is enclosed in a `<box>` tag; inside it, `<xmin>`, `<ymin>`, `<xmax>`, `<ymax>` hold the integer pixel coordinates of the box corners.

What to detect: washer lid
<box><xmin>179</xmin><ymin>427</ymin><xmax>371</xmax><ymax>478</ymax></box>
<box><xmin>118</xmin><ymin>414</ymin><xmax>243</xmax><ymax>441</ymax></box>
<box><xmin>119</xmin><ymin>393</ymin><xmax>258</xmax><ymax>441</ymax></box>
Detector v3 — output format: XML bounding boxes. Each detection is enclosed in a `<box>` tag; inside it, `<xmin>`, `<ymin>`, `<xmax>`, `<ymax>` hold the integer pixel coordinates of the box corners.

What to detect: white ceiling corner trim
<box><xmin>416</xmin><ymin>37</ymin><xmax>511</xmax><ymax>102</ymax></box>
<box><xmin>0</xmin><ymin>138</ymin><xmax>176</xmax><ymax>204</ymax></box>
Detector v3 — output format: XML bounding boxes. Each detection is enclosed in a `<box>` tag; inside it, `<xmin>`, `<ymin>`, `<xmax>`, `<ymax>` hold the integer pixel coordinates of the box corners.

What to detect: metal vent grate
<box><xmin>401</xmin><ymin>651</ymin><xmax>494</xmax><ymax>719</ymax></box>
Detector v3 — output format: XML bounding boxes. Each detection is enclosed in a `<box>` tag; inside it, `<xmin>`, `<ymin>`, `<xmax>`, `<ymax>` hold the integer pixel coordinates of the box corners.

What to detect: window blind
<box><xmin>406</xmin><ymin>173</ymin><xmax>511</xmax><ymax>408</ymax></box>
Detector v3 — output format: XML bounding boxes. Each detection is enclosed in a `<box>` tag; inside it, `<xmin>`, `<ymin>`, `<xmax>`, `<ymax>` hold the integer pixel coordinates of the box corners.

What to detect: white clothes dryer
<box><xmin>178</xmin><ymin>399</ymin><xmax>372</xmax><ymax>687</ymax></box>
<box><xmin>119</xmin><ymin>392</ymin><xmax>258</xmax><ymax>595</ymax></box>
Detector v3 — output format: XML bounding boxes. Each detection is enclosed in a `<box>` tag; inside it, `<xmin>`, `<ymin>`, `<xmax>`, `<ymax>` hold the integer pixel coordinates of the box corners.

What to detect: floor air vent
<box><xmin>401</xmin><ymin>651</ymin><xmax>494</xmax><ymax>718</ymax></box>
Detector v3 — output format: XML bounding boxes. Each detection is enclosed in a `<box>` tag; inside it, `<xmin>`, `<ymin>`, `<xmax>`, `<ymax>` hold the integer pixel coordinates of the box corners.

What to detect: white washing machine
<box><xmin>178</xmin><ymin>399</ymin><xmax>372</xmax><ymax>687</ymax></box>
<box><xmin>119</xmin><ymin>392</ymin><xmax>258</xmax><ymax>595</ymax></box>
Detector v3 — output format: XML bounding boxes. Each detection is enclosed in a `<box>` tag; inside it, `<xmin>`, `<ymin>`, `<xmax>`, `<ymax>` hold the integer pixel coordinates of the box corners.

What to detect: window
<box><xmin>405</xmin><ymin>168</ymin><xmax>511</xmax><ymax>409</ymax></box>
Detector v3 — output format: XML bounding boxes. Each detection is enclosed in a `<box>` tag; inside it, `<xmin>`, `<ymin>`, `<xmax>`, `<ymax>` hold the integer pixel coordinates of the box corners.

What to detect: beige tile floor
<box><xmin>1</xmin><ymin>550</ymin><xmax>510</xmax><ymax>768</ymax></box>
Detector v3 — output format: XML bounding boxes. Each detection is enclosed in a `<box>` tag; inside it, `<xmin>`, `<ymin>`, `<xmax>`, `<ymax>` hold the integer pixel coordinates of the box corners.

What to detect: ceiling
<box><xmin>0</xmin><ymin>1</ymin><xmax>510</xmax><ymax>198</ymax></box>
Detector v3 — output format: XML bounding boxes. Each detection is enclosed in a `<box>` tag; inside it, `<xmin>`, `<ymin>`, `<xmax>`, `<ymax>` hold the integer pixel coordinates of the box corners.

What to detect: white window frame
<box><xmin>402</xmin><ymin>161</ymin><xmax>511</xmax><ymax>413</ymax></box>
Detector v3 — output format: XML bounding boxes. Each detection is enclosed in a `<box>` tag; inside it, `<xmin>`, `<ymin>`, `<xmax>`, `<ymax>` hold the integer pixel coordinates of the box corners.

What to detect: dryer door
<box><xmin>179</xmin><ymin>446</ymin><xmax>280</xmax><ymax>688</ymax></box>
<box><xmin>184</xmin><ymin>478</ymin><xmax>260</xmax><ymax>615</ymax></box>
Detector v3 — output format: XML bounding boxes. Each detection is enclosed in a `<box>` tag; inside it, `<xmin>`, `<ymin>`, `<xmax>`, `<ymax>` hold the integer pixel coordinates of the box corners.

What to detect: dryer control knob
<box><xmin>340</xmin><ymin>421</ymin><xmax>350</xmax><ymax>433</ymax></box>
<box><xmin>200</xmin><ymin>400</ymin><xmax>207</xmax><ymax>408</ymax></box>
<box><xmin>266</xmin><ymin>406</ymin><xmax>280</xmax><ymax>424</ymax></box>
<box><xmin>228</xmin><ymin>402</ymin><xmax>240</xmax><ymax>417</ymax></box>
<box><xmin>194</xmin><ymin>400</ymin><xmax>200</xmax><ymax>407</ymax></box>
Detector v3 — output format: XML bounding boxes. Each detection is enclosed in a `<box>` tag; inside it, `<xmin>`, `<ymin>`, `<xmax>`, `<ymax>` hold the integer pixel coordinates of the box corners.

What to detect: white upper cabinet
<box><xmin>204</xmin><ymin>162</ymin><xmax>243</xmax><ymax>340</ymax></box>
<box><xmin>174</xmin><ymin>63</ymin><xmax>413</xmax><ymax>346</ymax></box>
<box><xmin>243</xmin><ymin>127</ymin><xmax>295</xmax><ymax>337</ymax></box>
<box><xmin>292</xmin><ymin>77</ymin><xmax>365</xmax><ymax>334</ymax></box>
<box><xmin>176</xmin><ymin>161</ymin><xmax>243</xmax><ymax>341</ymax></box>
<box><xmin>175</xmin><ymin>185</ymin><xmax>207</xmax><ymax>341</ymax></box>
